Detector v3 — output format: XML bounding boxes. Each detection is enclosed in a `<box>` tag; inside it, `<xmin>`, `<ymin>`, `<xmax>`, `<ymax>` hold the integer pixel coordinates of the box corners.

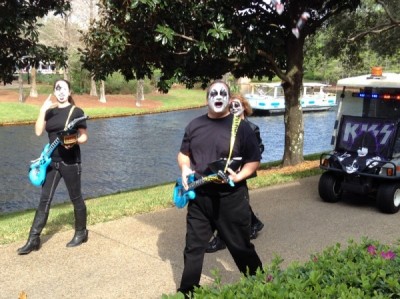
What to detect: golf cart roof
<box><xmin>337</xmin><ymin>73</ymin><xmax>400</xmax><ymax>88</ymax></box>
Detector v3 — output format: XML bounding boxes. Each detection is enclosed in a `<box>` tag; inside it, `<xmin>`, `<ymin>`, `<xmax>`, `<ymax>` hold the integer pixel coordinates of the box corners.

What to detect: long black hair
<box><xmin>53</xmin><ymin>79</ymin><xmax>75</xmax><ymax>105</ymax></box>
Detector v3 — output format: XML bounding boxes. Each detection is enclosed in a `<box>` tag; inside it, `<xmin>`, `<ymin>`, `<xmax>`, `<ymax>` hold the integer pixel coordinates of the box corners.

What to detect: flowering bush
<box><xmin>165</xmin><ymin>238</ymin><xmax>400</xmax><ymax>298</ymax></box>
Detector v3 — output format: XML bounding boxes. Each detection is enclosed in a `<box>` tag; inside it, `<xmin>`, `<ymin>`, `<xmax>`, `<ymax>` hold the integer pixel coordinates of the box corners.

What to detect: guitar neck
<box><xmin>46</xmin><ymin>137</ymin><xmax>61</xmax><ymax>156</ymax></box>
<box><xmin>188</xmin><ymin>175</ymin><xmax>219</xmax><ymax>190</ymax></box>
<box><xmin>67</xmin><ymin>115</ymin><xmax>88</xmax><ymax>130</ymax></box>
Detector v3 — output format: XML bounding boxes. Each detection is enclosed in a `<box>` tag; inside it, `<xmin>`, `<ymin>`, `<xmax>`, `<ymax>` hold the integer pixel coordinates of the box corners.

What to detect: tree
<box><xmin>305</xmin><ymin>0</ymin><xmax>400</xmax><ymax>78</ymax></box>
<box><xmin>349</xmin><ymin>0</ymin><xmax>400</xmax><ymax>42</ymax></box>
<box><xmin>0</xmin><ymin>0</ymin><xmax>70</xmax><ymax>85</ymax></box>
<box><xmin>81</xmin><ymin>0</ymin><xmax>360</xmax><ymax>166</ymax></box>
<box><xmin>136</xmin><ymin>79</ymin><xmax>144</xmax><ymax>107</ymax></box>
<box><xmin>30</xmin><ymin>67</ymin><xmax>38</xmax><ymax>98</ymax></box>
<box><xmin>89</xmin><ymin>0</ymin><xmax>98</xmax><ymax>97</ymax></box>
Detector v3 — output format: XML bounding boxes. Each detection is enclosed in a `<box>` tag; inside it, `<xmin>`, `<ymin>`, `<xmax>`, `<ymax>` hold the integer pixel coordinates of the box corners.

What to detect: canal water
<box><xmin>0</xmin><ymin>108</ymin><xmax>336</xmax><ymax>214</ymax></box>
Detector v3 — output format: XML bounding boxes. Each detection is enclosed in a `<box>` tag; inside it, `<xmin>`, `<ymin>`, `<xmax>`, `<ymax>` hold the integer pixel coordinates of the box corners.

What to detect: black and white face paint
<box><xmin>230</xmin><ymin>99</ymin><xmax>244</xmax><ymax>116</ymax></box>
<box><xmin>207</xmin><ymin>82</ymin><xmax>229</xmax><ymax>114</ymax></box>
<box><xmin>54</xmin><ymin>80</ymin><xmax>70</xmax><ymax>103</ymax></box>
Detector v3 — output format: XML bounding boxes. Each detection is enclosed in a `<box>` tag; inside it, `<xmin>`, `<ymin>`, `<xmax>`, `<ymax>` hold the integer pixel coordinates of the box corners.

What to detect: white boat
<box><xmin>244</xmin><ymin>82</ymin><xmax>337</xmax><ymax>114</ymax></box>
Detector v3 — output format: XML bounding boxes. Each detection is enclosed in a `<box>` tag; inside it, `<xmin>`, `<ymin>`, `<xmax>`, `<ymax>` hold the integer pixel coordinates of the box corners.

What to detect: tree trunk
<box><xmin>18</xmin><ymin>70</ymin><xmax>24</xmax><ymax>103</ymax></box>
<box><xmin>282</xmin><ymin>83</ymin><xmax>304</xmax><ymax>166</ymax></box>
<box><xmin>99</xmin><ymin>80</ymin><xmax>106</xmax><ymax>103</ymax></box>
<box><xmin>90</xmin><ymin>77</ymin><xmax>97</xmax><ymax>96</ymax></box>
<box><xmin>136</xmin><ymin>79</ymin><xmax>144</xmax><ymax>107</ymax></box>
<box><xmin>88</xmin><ymin>0</ymin><xmax>97</xmax><ymax>97</ymax></box>
<box><xmin>63</xmin><ymin>12</ymin><xmax>71</xmax><ymax>82</ymax></box>
<box><xmin>282</xmin><ymin>37</ymin><xmax>305</xmax><ymax>166</ymax></box>
<box><xmin>29</xmin><ymin>67</ymin><xmax>38</xmax><ymax>97</ymax></box>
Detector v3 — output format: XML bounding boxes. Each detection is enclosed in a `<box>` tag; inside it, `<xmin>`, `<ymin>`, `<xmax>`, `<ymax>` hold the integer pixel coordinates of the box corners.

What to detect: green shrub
<box><xmin>35</xmin><ymin>73</ymin><xmax>63</xmax><ymax>85</ymax></box>
<box><xmin>67</xmin><ymin>53</ymin><xmax>92</xmax><ymax>94</ymax></box>
<box><xmin>164</xmin><ymin>238</ymin><xmax>400</xmax><ymax>298</ymax></box>
<box><xmin>105</xmin><ymin>72</ymin><xmax>153</xmax><ymax>94</ymax></box>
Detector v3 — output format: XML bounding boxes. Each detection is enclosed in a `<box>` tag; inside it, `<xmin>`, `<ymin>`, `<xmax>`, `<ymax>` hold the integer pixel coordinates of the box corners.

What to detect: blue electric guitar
<box><xmin>173</xmin><ymin>171</ymin><xmax>233</xmax><ymax>209</ymax></box>
<box><xmin>28</xmin><ymin>115</ymin><xmax>89</xmax><ymax>187</ymax></box>
<box><xmin>173</xmin><ymin>158</ymin><xmax>242</xmax><ymax>209</ymax></box>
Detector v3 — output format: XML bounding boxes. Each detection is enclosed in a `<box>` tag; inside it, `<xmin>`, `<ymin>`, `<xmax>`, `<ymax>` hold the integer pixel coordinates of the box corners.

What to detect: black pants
<box><xmin>213</xmin><ymin>189</ymin><xmax>260</xmax><ymax>237</ymax></box>
<box><xmin>38</xmin><ymin>161</ymin><xmax>86</xmax><ymax>213</ymax></box>
<box><xmin>179</xmin><ymin>185</ymin><xmax>263</xmax><ymax>293</ymax></box>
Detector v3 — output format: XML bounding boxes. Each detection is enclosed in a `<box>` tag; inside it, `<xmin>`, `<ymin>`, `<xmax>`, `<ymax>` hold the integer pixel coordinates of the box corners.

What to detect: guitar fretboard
<box><xmin>45</xmin><ymin>138</ymin><xmax>61</xmax><ymax>156</ymax></box>
<box><xmin>188</xmin><ymin>175</ymin><xmax>219</xmax><ymax>190</ymax></box>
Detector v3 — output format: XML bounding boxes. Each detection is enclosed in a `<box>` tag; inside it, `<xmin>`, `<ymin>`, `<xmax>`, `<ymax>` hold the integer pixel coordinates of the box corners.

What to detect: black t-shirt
<box><xmin>45</xmin><ymin>105</ymin><xmax>87</xmax><ymax>164</ymax></box>
<box><xmin>180</xmin><ymin>113</ymin><xmax>261</xmax><ymax>193</ymax></box>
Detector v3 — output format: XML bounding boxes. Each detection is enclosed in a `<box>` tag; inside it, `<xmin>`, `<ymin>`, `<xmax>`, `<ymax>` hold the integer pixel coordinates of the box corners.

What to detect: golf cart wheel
<box><xmin>376</xmin><ymin>183</ymin><xmax>400</xmax><ymax>214</ymax></box>
<box><xmin>318</xmin><ymin>172</ymin><xmax>343</xmax><ymax>203</ymax></box>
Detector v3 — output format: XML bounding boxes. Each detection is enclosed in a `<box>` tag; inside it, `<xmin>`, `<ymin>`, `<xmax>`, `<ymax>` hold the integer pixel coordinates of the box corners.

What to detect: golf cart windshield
<box><xmin>335</xmin><ymin>72</ymin><xmax>400</xmax><ymax>159</ymax></box>
<box><xmin>335</xmin><ymin>115</ymin><xmax>398</xmax><ymax>159</ymax></box>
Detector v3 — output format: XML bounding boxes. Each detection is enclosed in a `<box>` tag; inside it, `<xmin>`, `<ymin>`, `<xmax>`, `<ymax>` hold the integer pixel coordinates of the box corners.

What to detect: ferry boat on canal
<box><xmin>244</xmin><ymin>82</ymin><xmax>337</xmax><ymax>115</ymax></box>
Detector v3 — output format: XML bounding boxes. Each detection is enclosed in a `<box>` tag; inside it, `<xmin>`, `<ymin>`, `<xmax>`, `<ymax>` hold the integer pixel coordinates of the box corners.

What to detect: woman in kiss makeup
<box><xmin>18</xmin><ymin>79</ymin><xmax>89</xmax><ymax>255</ymax></box>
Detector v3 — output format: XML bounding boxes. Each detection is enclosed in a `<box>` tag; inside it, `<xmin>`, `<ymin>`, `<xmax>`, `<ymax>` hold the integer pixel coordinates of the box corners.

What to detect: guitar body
<box><xmin>28</xmin><ymin>143</ymin><xmax>53</xmax><ymax>187</ymax></box>
<box><xmin>172</xmin><ymin>161</ymin><xmax>239</xmax><ymax>208</ymax></box>
<box><xmin>173</xmin><ymin>174</ymin><xmax>196</xmax><ymax>209</ymax></box>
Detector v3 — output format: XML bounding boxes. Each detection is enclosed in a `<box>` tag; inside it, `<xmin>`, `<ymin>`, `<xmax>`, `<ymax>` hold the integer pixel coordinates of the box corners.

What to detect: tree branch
<box><xmin>173</xmin><ymin>33</ymin><xmax>199</xmax><ymax>43</ymax></box>
<box><xmin>377</xmin><ymin>0</ymin><xmax>397</xmax><ymax>23</ymax></box>
<box><xmin>257</xmin><ymin>49</ymin><xmax>290</xmax><ymax>83</ymax></box>
<box><xmin>348</xmin><ymin>0</ymin><xmax>400</xmax><ymax>41</ymax></box>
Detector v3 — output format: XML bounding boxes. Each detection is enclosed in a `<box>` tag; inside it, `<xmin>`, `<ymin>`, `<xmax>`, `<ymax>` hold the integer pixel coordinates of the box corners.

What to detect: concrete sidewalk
<box><xmin>2</xmin><ymin>175</ymin><xmax>400</xmax><ymax>299</ymax></box>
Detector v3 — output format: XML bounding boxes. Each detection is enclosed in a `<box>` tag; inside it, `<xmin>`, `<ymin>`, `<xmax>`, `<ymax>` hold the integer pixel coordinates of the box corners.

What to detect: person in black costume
<box><xmin>17</xmin><ymin>79</ymin><xmax>88</xmax><ymax>255</ymax></box>
<box><xmin>206</xmin><ymin>94</ymin><xmax>265</xmax><ymax>253</ymax></box>
<box><xmin>176</xmin><ymin>81</ymin><xmax>263</xmax><ymax>297</ymax></box>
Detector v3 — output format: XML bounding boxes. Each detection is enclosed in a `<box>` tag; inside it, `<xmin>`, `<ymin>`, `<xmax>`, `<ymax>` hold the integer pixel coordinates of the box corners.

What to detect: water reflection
<box><xmin>0</xmin><ymin>108</ymin><xmax>336</xmax><ymax>213</ymax></box>
<box><xmin>249</xmin><ymin>110</ymin><xmax>336</xmax><ymax>162</ymax></box>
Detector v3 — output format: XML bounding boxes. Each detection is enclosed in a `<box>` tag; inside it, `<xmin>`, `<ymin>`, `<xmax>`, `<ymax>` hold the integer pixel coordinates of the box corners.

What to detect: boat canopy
<box><xmin>303</xmin><ymin>82</ymin><xmax>330</xmax><ymax>87</ymax></box>
<box><xmin>252</xmin><ymin>82</ymin><xmax>330</xmax><ymax>87</ymax></box>
<box><xmin>337</xmin><ymin>73</ymin><xmax>400</xmax><ymax>88</ymax></box>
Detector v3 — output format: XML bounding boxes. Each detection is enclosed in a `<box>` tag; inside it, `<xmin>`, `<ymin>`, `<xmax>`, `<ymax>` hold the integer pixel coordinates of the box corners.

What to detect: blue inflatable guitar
<box><xmin>28</xmin><ymin>115</ymin><xmax>89</xmax><ymax>187</ymax></box>
<box><xmin>173</xmin><ymin>171</ymin><xmax>234</xmax><ymax>209</ymax></box>
<box><xmin>173</xmin><ymin>157</ymin><xmax>242</xmax><ymax>208</ymax></box>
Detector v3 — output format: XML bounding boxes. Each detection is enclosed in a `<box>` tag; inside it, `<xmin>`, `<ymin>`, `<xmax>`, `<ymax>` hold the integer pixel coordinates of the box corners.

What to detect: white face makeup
<box><xmin>207</xmin><ymin>82</ymin><xmax>229</xmax><ymax>114</ymax></box>
<box><xmin>54</xmin><ymin>80</ymin><xmax>70</xmax><ymax>103</ymax></box>
<box><xmin>230</xmin><ymin>99</ymin><xmax>244</xmax><ymax>116</ymax></box>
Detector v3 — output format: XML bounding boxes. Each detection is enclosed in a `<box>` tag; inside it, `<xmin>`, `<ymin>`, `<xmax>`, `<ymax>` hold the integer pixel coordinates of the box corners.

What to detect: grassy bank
<box><xmin>0</xmin><ymin>157</ymin><xmax>323</xmax><ymax>245</ymax></box>
<box><xmin>0</xmin><ymin>88</ymin><xmax>206</xmax><ymax>125</ymax></box>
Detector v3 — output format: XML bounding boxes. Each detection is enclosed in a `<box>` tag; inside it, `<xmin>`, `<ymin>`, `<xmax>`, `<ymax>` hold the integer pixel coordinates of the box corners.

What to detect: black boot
<box><xmin>205</xmin><ymin>235</ymin><xmax>226</xmax><ymax>253</ymax></box>
<box><xmin>17</xmin><ymin>236</ymin><xmax>40</xmax><ymax>255</ymax></box>
<box><xmin>17</xmin><ymin>211</ymin><xmax>49</xmax><ymax>255</ymax></box>
<box><xmin>66</xmin><ymin>207</ymin><xmax>88</xmax><ymax>247</ymax></box>
<box><xmin>250</xmin><ymin>218</ymin><xmax>264</xmax><ymax>240</ymax></box>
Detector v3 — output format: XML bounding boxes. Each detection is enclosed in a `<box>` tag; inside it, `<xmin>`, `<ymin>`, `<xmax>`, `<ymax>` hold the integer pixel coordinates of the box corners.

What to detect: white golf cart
<box><xmin>319</xmin><ymin>68</ymin><xmax>400</xmax><ymax>213</ymax></box>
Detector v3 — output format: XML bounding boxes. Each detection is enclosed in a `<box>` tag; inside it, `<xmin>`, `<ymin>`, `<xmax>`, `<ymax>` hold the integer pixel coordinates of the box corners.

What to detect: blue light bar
<box><xmin>352</xmin><ymin>92</ymin><xmax>400</xmax><ymax>101</ymax></box>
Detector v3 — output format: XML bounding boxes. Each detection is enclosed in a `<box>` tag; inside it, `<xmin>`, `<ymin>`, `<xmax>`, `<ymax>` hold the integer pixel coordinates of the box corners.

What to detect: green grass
<box><xmin>0</xmin><ymin>102</ymin><xmax>41</xmax><ymax>124</ymax></box>
<box><xmin>0</xmin><ymin>155</ymin><xmax>323</xmax><ymax>245</ymax></box>
<box><xmin>249</xmin><ymin>166</ymin><xmax>322</xmax><ymax>189</ymax></box>
<box><xmin>146</xmin><ymin>88</ymin><xmax>206</xmax><ymax>109</ymax></box>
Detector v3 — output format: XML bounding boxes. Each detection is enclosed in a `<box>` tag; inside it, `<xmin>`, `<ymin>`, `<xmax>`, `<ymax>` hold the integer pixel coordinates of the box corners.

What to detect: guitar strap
<box><xmin>224</xmin><ymin>115</ymin><xmax>241</xmax><ymax>173</ymax></box>
<box><xmin>64</xmin><ymin>106</ymin><xmax>75</xmax><ymax>130</ymax></box>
